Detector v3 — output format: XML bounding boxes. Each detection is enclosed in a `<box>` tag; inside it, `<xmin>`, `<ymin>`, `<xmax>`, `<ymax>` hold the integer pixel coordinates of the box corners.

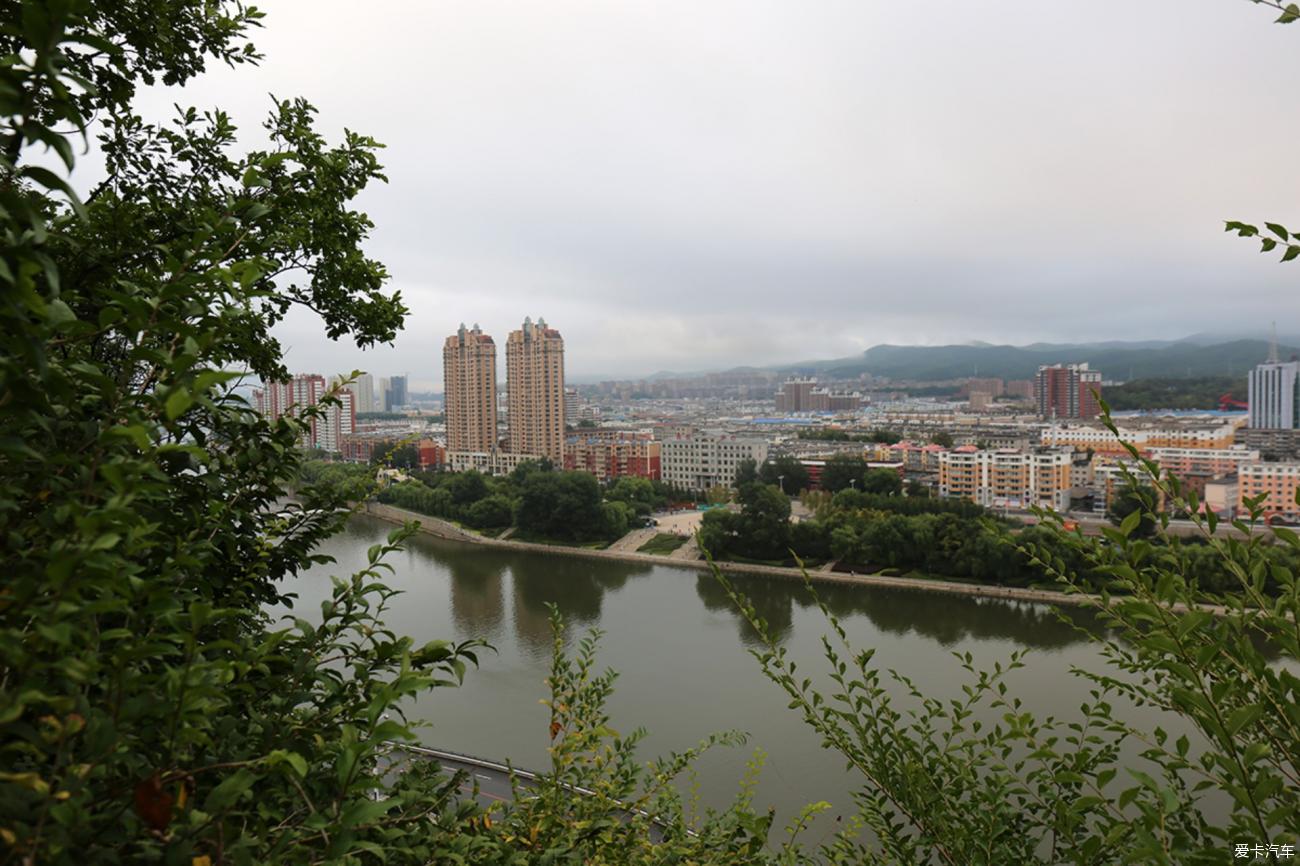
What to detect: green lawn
<box><xmin>636</xmin><ymin>533</ymin><xmax>689</xmax><ymax>555</ymax></box>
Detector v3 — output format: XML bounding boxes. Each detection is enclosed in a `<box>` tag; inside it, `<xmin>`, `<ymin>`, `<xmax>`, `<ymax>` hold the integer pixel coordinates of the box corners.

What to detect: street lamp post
<box><xmin>777</xmin><ymin>474</ymin><xmax>785</xmax><ymax>495</ymax></box>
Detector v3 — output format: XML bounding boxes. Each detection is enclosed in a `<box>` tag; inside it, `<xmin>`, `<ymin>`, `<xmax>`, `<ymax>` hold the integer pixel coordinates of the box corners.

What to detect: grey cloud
<box><xmin>122</xmin><ymin>0</ymin><xmax>1299</xmax><ymax>387</ymax></box>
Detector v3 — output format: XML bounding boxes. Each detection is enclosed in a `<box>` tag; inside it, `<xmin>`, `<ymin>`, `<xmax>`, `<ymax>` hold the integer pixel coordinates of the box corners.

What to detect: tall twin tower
<box><xmin>443</xmin><ymin>318</ymin><xmax>566</xmax><ymax>464</ymax></box>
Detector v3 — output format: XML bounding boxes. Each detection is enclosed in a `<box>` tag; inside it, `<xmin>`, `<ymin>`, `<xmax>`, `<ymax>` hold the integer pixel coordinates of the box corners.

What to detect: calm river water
<box><xmin>291</xmin><ymin>514</ymin><xmax>1157</xmax><ymax>835</ymax></box>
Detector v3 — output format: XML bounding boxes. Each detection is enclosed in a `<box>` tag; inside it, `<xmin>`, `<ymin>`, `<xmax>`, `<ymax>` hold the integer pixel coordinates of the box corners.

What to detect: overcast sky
<box><xmin>125</xmin><ymin>0</ymin><xmax>1299</xmax><ymax>390</ymax></box>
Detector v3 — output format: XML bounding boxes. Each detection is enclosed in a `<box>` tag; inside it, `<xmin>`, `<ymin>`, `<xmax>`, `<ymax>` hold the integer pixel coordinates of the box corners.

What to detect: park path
<box><xmin>606</xmin><ymin>526</ymin><xmax>657</xmax><ymax>553</ymax></box>
<box><xmin>668</xmin><ymin>536</ymin><xmax>700</xmax><ymax>561</ymax></box>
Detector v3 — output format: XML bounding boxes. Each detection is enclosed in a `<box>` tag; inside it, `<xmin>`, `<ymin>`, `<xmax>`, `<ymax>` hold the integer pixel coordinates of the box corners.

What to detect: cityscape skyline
<box><xmin>250</xmin><ymin>340</ymin><xmax>1300</xmax><ymax>519</ymax></box>
<box><xmin>284</xmin><ymin>328</ymin><xmax>1292</xmax><ymax>396</ymax></box>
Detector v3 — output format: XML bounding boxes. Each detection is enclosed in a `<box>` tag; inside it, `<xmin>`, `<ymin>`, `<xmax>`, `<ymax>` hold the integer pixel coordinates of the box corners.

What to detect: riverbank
<box><xmin>361</xmin><ymin>501</ymin><xmax>1104</xmax><ymax>608</ymax></box>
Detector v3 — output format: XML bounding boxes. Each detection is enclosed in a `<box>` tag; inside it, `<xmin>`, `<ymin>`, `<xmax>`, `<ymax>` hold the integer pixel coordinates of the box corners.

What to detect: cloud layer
<box><xmin>127</xmin><ymin>0</ymin><xmax>1300</xmax><ymax>388</ymax></box>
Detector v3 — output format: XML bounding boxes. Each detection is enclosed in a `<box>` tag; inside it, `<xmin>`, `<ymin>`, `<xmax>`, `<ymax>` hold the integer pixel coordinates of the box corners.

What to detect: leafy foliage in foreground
<box><xmin>0</xmin><ymin>3</ymin><xmax>801</xmax><ymax>863</ymax></box>
<box><xmin>6</xmin><ymin>0</ymin><xmax>1300</xmax><ymax>864</ymax></box>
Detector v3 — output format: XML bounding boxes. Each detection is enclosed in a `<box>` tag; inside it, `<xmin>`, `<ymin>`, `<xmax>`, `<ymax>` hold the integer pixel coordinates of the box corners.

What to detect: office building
<box><xmin>660</xmin><ymin>431</ymin><xmax>769</xmax><ymax>492</ymax></box>
<box><xmin>506</xmin><ymin>317</ymin><xmax>566</xmax><ymax>464</ymax></box>
<box><xmin>443</xmin><ymin>323</ymin><xmax>499</xmax><ymax>453</ymax></box>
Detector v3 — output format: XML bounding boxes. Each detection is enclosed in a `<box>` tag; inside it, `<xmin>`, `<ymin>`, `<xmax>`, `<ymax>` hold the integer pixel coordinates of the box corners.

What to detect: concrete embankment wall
<box><xmin>359</xmin><ymin>501</ymin><xmax>1101</xmax><ymax>609</ymax></box>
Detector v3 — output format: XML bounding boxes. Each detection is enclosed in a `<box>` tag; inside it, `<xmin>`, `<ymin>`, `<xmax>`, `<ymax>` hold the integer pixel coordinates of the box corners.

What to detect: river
<box><xmin>289</xmin><ymin>513</ymin><xmax>1167</xmax><ymax>836</ymax></box>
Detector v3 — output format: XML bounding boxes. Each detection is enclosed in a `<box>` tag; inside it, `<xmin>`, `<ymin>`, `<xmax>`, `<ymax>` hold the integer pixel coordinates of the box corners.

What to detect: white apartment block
<box><xmin>660</xmin><ymin>432</ymin><xmax>769</xmax><ymax>492</ymax></box>
<box><xmin>1040</xmin><ymin>420</ymin><xmax>1243</xmax><ymax>454</ymax></box>
<box><xmin>1146</xmin><ymin>446</ymin><xmax>1259</xmax><ymax>478</ymax></box>
<box><xmin>446</xmin><ymin>450</ymin><xmax>542</xmax><ymax>476</ymax></box>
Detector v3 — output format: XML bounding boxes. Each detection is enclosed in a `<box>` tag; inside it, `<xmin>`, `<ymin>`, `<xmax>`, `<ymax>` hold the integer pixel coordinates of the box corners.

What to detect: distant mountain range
<box><xmin>777</xmin><ymin>336</ymin><xmax>1300</xmax><ymax>382</ymax></box>
<box><xmin>607</xmin><ymin>334</ymin><xmax>1300</xmax><ymax>385</ymax></box>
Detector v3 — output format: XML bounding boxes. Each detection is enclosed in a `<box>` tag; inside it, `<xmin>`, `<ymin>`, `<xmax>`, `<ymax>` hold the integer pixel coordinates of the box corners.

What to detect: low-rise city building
<box><xmin>1238</xmin><ymin>462</ymin><xmax>1300</xmax><ymax>518</ymax></box>
<box><xmin>938</xmin><ymin>446</ymin><xmax>1075</xmax><ymax>511</ymax></box>
<box><xmin>446</xmin><ymin>450</ymin><xmax>543</xmax><ymax>476</ymax></box>
<box><xmin>1146</xmin><ymin>446</ymin><xmax>1259</xmax><ymax>478</ymax></box>
<box><xmin>565</xmin><ymin>430</ymin><xmax>661</xmax><ymax>481</ymax></box>
<box><xmin>1041</xmin><ymin>417</ymin><xmax>1245</xmax><ymax>455</ymax></box>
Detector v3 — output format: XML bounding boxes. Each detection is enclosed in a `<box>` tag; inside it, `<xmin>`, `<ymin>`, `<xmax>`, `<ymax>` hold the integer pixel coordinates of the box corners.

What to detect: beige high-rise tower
<box><xmin>506</xmin><ymin>317</ymin><xmax>565</xmax><ymax>464</ymax></box>
<box><xmin>443</xmin><ymin>323</ymin><xmax>499</xmax><ymax>453</ymax></box>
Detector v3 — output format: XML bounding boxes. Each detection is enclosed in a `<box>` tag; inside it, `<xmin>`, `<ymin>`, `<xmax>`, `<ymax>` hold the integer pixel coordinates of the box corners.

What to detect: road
<box><xmin>1052</xmin><ymin>514</ymin><xmax>1270</xmax><ymax>539</ymax></box>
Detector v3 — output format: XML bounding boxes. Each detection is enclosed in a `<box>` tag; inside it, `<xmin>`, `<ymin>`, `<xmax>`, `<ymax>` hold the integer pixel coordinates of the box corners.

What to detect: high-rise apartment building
<box><xmin>443</xmin><ymin>323</ymin><xmax>499</xmax><ymax>453</ymax></box>
<box><xmin>252</xmin><ymin>373</ymin><xmax>354</xmax><ymax>453</ymax></box>
<box><xmin>506</xmin><ymin>317</ymin><xmax>565</xmax><ymax>464</ymax></box>
<box><xmin>1248</xmin><ymin>337</ymin><xmax>1300</xmax><ymax>429</ymax></box>
<box><xmin>388</xmin><ymin>375</ymin><xmax>408</xmax><ymax>411</ymax></box>
<box><xmin>316</xmin><ymin>389</ymin><xmax>356</xmax><ymax>453</ymax></box>
<box><xmin>962</xmin><ymin>377</ymin><xmax>1006</xmax><ymax>398</ymax></box>
<box><xmin>353</xmin><ymin>373</ymin><xmax>375</xmax><ymax>414</ymax></box>
<box><xmin>774</xmin><ymin>379</ymin><xmax>817</xmax><ymax>413</ymax></box>
<box><xmin>564</xmin><ymin>387</ymin><xmax>579</xmax><ymax>427</ymax></box>
<box><xmin>1036</xmin><ymin>363</ymin><xmax>1102</xmax><ymax>420</ymax></box>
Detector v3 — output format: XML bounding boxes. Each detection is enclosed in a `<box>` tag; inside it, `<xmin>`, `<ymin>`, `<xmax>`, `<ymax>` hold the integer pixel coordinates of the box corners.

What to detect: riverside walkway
<box><xmin>361</xmin><ymin>502</ymin><xmax>1104</xmax><ymax>608</ymax></box>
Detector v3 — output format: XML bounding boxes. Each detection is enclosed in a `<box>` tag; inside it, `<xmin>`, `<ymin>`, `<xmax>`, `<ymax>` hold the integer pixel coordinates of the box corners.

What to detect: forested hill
<box><xmin>783</xmin><ymin>338</ymin><xmax>1296</xmax><ymax>381</ymax></box>
<box><xmin>1103</xmin><ymin>376</ymin><xmax>1247</xmax><ymax>411</ymax></box>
